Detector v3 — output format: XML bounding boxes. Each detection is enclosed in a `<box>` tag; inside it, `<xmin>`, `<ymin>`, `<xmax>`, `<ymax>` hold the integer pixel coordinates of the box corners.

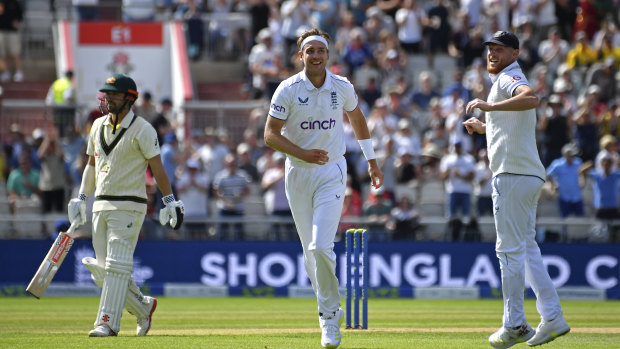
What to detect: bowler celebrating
<box><xmin>264</xmin><ymin>28</ymin><xmax>383</xmax><ymax>348</ymax></box>
<box><xmin>463</xmin><ymin>31</ymin><xmax>570</xmax><ymax>348</ymax></box>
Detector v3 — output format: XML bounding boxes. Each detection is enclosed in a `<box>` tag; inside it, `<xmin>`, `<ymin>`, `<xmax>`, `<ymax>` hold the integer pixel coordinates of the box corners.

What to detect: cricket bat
<box><xmin>26</xmin><ymin>223</ymin><xmax>78</xmax><ymax>299</ymax></box>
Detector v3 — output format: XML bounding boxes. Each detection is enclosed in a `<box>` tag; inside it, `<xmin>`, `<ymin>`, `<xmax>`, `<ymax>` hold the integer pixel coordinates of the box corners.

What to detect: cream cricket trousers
<box><xmin>492</xmin><ymin>174</ymin><xmax>563</xmax><ymax>328</ymax></box>
<box><xmin>285</xmin><ymin>156</ymin><xmax>347</xmax><ymax>315</ymax></box>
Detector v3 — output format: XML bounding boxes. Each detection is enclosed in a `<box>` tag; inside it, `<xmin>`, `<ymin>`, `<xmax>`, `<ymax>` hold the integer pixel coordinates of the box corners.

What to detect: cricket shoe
<box><xmin>489</xmin><ymin>322</ymin><xmax>535</xmax><ymax>348</ymax></box>
<box><xmin>136</xmin><ymin>297</ymin><xmax>157</xmax><ymax>336</ymax></box>
<box><xmin>89</xmin><ymin>324</ymin><xmax>118</xmax><ymax>337</ymax></box>
<box><xmin>527</xmin><ymin>314</ymin><xmax>570</xmax><ymax>346</ymax></box>
<box><xmin>319</xmin><ymin>308</ymin><xmax>344</xmax><ymax>348</ymax></box>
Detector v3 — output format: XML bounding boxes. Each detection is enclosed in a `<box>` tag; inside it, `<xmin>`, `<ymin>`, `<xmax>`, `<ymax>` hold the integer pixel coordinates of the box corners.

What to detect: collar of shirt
<box><xmin>301</xmin><ymin>69</ymin><xmax>333</xmax><ymax>92</ymax></box>
<box><xmin>102</xmin><ymin>110</ymin><xmax>136</xmax><ymax>130</ymax></box>
<box><xmin>489</xmin><ymin>60</ymin><xmax>521</xmax><ymax>83</ymax></box>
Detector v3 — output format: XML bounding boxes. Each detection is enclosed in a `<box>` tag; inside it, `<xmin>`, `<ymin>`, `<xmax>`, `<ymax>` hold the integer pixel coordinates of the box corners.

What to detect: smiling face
<box><xmin>486</xmin><ymin>43</ymin><xmax>519</xmax><ymax>74</ymax></box>
<box><xmin>299</xmin><ymin>40</ymin><xmax>329</xmax><ymax>78</ymax></box>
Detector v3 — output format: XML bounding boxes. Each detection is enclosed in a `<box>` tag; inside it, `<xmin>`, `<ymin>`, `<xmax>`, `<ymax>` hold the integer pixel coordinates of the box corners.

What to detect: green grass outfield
<box><xmin>1</xmin><ymin>297</ymin><xmax>619</xmax><ymax>348</ymax></box>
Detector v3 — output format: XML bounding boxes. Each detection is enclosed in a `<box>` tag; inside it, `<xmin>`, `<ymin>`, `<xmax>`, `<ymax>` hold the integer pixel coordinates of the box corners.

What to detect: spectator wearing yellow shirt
<box><xmin>566</xmin><ymin>31</ymin><xmax>598</xmax><ymax>69</ymax></box>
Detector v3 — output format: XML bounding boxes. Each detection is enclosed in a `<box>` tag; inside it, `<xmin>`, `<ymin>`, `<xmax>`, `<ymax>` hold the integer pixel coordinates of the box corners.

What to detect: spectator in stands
<box><xmin>387</xmin><ymin>195</ymin><xmax>420</xmax><ymax>240</ymax></box>
<box><xmin>160</xmin><ymin>132</ymin><xmax>181</xmax><ymax>198</ymax></box>
<box><xmin>73</xmin><ymin>0</ymin><xmax>99</xmax><ymax>21</ymax></box>
<box><xmin>599</xmin><ymin>100</ymin><xmax>620</xmax><ymax>139</ymax></box>
<box><xmin>213</xmin><ymin>153</ymin><xmax>251</xmax><ymax>240</ymax></box>
<box><xmin>573</xmin><ymin>88</ymin><xmax>602</xmax><ymax>162</ymax></box>
<box><xmin>45</xmin><ymin>71</ymin><xmax>76</xmax><ymax>138</ymax></box>
<box><xmin>174</xmin><ymin>0</ymin><xmax>205</xmax><ymax>60</ymax></box>
<box><xmin>376</xmin><ymin>135</ymin><xmax>397</xmax><ymax>205</ymax></box>
<box><xmin>538</xmin><ymin>27</ymin><xmax>570</xmax><ymax>80</ymax></box>
<box><xmin>367</xmin><ymin>98</ymin><xmax>398</xmax><ymax>144</ymax></box>
<box><xmin>176</xmin><ymin>158</ymin><xmax>210</xmax><ymax>239</ymax></box>
<box><xmin>6</xmin><ymin>151</ymin><xmax>40</xmax><ymax>214</ymax></box>
<box><xmin>408</xmin><ymin>70</ymin><xmax>440</xmax><ymax>113</ymax></box>
<box><xmin>261</xmin><ymin>151</ymin><xmax>294</xmax><ymax>240</ymax></box>
<box><xmin>338</xmin><ymin>185</ymin><xmax>363</xmax><ymax>237</ymax></box>
<box><xmin>363</xmin><ymin>6</ymin><xmax>396</xmax><ymax>48</ymax></box>
<box><xmin>566</xmin><ymin>31</ymin><xmax>598</xmax><ymax>70</ymax></box>
<box><xmin>37</xmin><ymin>128</ymin><xmax>68</xmax><ymax>213</ymax></box>
<box><xmin>237</xmin><ymin>143</ymin><xmax>259</xmax><ymax>182</ymax></box>
<box><xmin>445</xmin><ymin>99</ymin><xmax>473</xmax><ymax>154</ymax></box>
<box><xmin>359</xmin><ymin>76</ymin><xmax>382</xmax><ymax>108</ymax></box>
<box><xmin>439</xmin><ymin>139</ymin><xmax>475</xmax><ymax>220</ymax></box>
<box><xmin>394</xmin><ymin>149</ymin><xmax>418</xmax><ymax>184</ymax></box>
<box><xmin>248</xmin><ymin>0</ymin><xmax>271</xmax><ymax>47</ymax></box>
<box><xmin>0</xmin><ymin>0</ymin><xmax>23</xmax><ymax>82</ymax></box>
<box><xmin>151</xmin><ymin>97</ymin><xmax>175</xmax><ymax>146</ymax></box>
<box><xmin>473</xmin><ymin>147</ymin><xmax>492</xmax><ymax>216</ymax></box>
<box><xmin>547</xmin><ymin>142</ymin><xmax>585</xmax><ymax>218</ymax></box>
<box><xmin>555</xmin><ymin>0</ymin><xmax>577</xmax><ymax>41</ymax></box>
<box><xmin>61</xmin><ymin>126</ymin><xmax>87</xmax><ymax>190</ymax></box>
<box><xmin>342</xmin><ymin>27</ymin><xmax>374</xmax><ymax>76</ymax></box>
<box><xmin>393</xmin><ymin>118</ymin><xmax>422</xmax><ymax>161</ymax></box>
<box><xmin>248</xmin><ymin>28</ymin><xmax>284</xmax><ymax>100</ymax></box>
<box><xmin>308</xmin><ymin>0</ymin><xmax>339</xmax><ymax>40</ymax></box>
<box><xmin>3</xmin><ymin>123</ymin><xmax>25</xmax><ymax>173</ymax></box>
<box><xmin>586</xmin><ymin>57</ymin><xmax>617</xmax><ymax>103</ymax></box>
<box><xmin>539</xmin><ymin>94</ymin><xmax>571</xmax><ymax>167</ymax></box>
<box><xmin>425</xmin><ymin>0</ymin><xmax>451</xmax><ymax>55</ymax></box>
<box><xmin>595</xmin><ymin>134</ymin><xmax>618</xmax><ymax>172</ymax></box>
<box><xmin>280</xmin><ymin>0</ymin><xmax>311</xmax><ymax>68</ymax></box>
<box><xmin>363</xmin><ymin>185</ymin><xmax>393</xmax><ymax>241</ymax></box>
<box><xmin>579</xmin><ymin>154</ymin><xmax>620</xmax><ymax>242</ymax></box>
<box><xmin>394</xmin><ymin>0</ymin><xmax>427</xmax><ymax>55</ymax></box>
<box><xmin>133</xmin><ymin>91</ymin><xmax>158</xmax><ymax>123</ymax></box>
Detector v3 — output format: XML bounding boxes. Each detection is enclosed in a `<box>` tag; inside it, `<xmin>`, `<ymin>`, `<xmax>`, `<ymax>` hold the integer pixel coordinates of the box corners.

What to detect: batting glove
<box><xmin>159</xmin><ymin>194</ymin><xmax>185</xmax><ymax>230</ymax></box>
<box><xmin>67</xmin><ymin>193</ymin><xmax>87</xmax><ymax>226</ymax></box>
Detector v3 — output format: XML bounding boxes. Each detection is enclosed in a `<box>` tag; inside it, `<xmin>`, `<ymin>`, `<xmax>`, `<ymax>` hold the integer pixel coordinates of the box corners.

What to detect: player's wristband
<box><xmin>162</xmin><ymin>194</ymin><xmax>176</xmax><ymax>205</ymax></box>
<box><xmin>358</xmin><ymin>139</ymin><xmax>376</xmax><ymax>160</ymax></box>
<box><xmin>78</xmin><ymin>193</ymin><xmax>87</xmax><ymax>201</ymax></box>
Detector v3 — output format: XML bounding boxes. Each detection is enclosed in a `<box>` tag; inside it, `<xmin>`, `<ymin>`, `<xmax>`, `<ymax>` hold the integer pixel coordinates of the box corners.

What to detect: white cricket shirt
<box><xmin>486</xmin><ymin>61</ymin><xmax>545</xmax><ymax>180</ymax></box>
<box><xmin>269</xmin><ymin>69</ymin><xmax>358</xmax><ymax>167</ymax></box>
<box><xmin>87</xmin><ymin>111</ymin><xmax>160</xmax><ymax>214</ymax></box>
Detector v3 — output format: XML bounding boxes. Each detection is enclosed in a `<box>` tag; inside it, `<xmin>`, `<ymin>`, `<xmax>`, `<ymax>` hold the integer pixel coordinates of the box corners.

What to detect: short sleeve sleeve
<box><xmin>269</xmin><ymin>82</ymin><xmax>289</xmax><ymax>120</ymax></box>
<box><xmin>342</xmin><ymin>79</ymin><xmax>358</xmax><ymax>112</ymax></box>
<box><xmin>137</xmin><ymin>123</ymin><xmax>161</xmax><ymax>160</ymax></box>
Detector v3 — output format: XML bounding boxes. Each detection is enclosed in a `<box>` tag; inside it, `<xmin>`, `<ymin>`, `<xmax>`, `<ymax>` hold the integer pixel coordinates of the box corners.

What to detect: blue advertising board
<box><xmin>1</xmin><ymin>240</ymin><xmax>619</xmax><ymax>298</ymax></box>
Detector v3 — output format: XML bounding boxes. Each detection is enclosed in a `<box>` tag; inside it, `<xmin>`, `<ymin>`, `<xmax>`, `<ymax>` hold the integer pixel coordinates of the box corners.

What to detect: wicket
<box><xmin>345</xmin><ymin>228</ymin><xmax>368</xmax><ymax>329</ymax></box>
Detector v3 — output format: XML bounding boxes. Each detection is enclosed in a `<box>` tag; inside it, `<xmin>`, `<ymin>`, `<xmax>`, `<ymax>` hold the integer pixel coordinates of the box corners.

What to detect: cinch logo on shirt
<box><xmin>301</xmin><ymin>118</ymin><xmax>336</xmax><ymax>130</ymax></box>
<box><xmin>271</xmin><ymin>103</ymin><xmax>286</xmax><ymax>113</ymax></box>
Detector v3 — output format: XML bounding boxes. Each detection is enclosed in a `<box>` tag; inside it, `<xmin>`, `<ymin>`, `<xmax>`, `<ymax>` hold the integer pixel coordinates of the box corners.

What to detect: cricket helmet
<box><xmin>99</xmin><ymin>73</ymin><xmax>139</xmax><ymax>100</ymax></box>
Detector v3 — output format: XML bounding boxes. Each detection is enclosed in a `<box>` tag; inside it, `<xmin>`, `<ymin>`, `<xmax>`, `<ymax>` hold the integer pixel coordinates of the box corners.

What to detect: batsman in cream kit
<box><xmin>265</xmin><ymin>28</ymin><xmax>383</xmax><ymax>349</ymax></box>
<box><xmin>67</xmin><ymin>73</ymin><xmax>184</xmax><ymax>337</ymax></box>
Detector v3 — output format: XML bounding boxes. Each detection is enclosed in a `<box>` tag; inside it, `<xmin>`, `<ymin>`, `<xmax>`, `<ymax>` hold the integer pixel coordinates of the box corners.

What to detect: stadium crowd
<box><xmin>1</xmin><ymin>0</ymin><xmax>620</xmax><ymax>242</ymax></box>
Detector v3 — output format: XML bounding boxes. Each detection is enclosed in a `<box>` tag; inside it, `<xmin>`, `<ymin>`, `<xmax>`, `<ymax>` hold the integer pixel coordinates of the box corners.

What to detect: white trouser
<box><xmin>492</xmin><ymin>174</ymin><xmax>563</xmax><ymax>327</ymax></box>
<box><xmin>92</xmin><ymin>210</ymin><xmax>144</xmax><ymax>333</ymax></box>
<box><xmin>285</xmin><ymin>156</ymin><xmax>347</xmax><ymax>315</ymax></box>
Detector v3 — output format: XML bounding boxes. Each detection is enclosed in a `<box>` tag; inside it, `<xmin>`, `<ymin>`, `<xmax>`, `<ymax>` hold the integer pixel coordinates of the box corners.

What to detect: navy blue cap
<box><xmin>483</xmin><ymin>31</ymin><xmax>520</xmax><ymax>49</ymax></box>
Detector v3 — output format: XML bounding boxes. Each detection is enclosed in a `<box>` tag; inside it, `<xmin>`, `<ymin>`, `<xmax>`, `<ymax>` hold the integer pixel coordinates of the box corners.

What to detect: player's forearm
<box><xmin>492</xmin><ymin>92</ymin><xmax>539</xmax><ymax>111</ymax></box>
<box><xmin>264</xmin><ymin>129</ymin><xmax>306</xmax><ymax>159</ymax></box>
<box><xmin>148</xmin><ymin>156</ymin><xmax>173</xmax><ymax>197</ymax></box>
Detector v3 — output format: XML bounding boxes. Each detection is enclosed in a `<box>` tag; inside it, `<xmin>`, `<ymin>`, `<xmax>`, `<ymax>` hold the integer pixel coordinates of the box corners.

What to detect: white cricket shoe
<box><xmin>489</xmin><ymin>322</ymin><xmax>535</xmax><ymax>348</ymax></box>
<box><xmin>527</xmin><ymin>314</ymin><xmax>570</xmax><ymax>346</ymax></box>
<box><xmin>89</xmin><ymin>324</ymin><xmax>117</xmax><ymax>337</ymax></box>
<box><xmin>319</xmin><ymin>308</ymin><xmax>344</xmax><ymax>349</ymax></box>
<box><xmin>136</xmin><ymin>297</ymin><xmax>157</xmax><ymax>336</ymax></box>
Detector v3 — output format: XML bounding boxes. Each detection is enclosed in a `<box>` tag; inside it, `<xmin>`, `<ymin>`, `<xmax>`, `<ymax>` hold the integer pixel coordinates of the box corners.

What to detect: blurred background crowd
<box><xmin>0</xmin><ymin>0</ymin><xmax>619</xmax><ymax>243</ymax></box>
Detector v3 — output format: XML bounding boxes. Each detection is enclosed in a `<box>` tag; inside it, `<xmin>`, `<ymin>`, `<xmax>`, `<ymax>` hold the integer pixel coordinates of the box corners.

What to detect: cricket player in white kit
<box><xmin>463</xmin><ymin>31</ymin><xmax>570</xmax><ymax>348</ymax></box>
<box><xmin>67</xmin><ymin>74</ymin><xmax>185</xmax><ymax>337</ymax></box>
<box><xmin>264</xmin><ymin>28</ymin><xmax>383</xmax><ymax>349</ymax></box>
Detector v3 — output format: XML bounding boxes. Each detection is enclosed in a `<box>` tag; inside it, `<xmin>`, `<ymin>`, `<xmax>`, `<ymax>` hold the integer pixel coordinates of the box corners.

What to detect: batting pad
<box><xmin>83</xmin><ymin>257</ymin><xmax>150</xmax><ymax>319</ymax></box>
<box><xmin>94</xmin><ymin>238</ymin><xmax>134</xmax><ymax>332</ymax></box>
